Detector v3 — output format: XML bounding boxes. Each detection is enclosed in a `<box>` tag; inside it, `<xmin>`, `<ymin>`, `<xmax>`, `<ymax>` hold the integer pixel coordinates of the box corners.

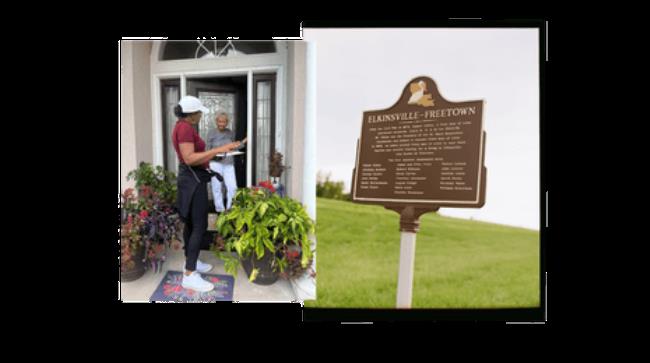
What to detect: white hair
<box><xmin>216</xmin><ymin>112</ymin><xmax>229</xmax><ymax>121</ymax></box>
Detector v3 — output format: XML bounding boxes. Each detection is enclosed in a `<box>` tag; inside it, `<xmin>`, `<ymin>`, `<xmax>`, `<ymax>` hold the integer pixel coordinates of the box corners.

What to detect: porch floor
<box><xmin>120</xmin><ymin>248</ymin><xmax>296</xmax><ymax>302</ymax></box>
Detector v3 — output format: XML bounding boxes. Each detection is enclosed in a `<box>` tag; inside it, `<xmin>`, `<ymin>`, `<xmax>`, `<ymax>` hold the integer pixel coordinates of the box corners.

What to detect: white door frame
<box><xmin>150</xmin><ymin>41</ymin><xmax>289</xmax><ymax>187</ymax></box>
<box><xmin>151</xmin><ymin>52</ymin><xmax>286</xmax><ymax>187</ymax></box>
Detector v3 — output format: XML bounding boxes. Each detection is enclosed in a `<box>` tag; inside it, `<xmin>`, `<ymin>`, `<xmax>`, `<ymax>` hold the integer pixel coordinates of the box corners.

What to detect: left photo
<box><xmin>118</xmin><ymin>40</ymin><xmax>317</xmax><ymax>302</ymax></box>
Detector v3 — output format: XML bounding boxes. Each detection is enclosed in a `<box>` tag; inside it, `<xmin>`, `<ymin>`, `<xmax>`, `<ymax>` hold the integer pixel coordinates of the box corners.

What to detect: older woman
<box><xmin>207</xmin><ymin>112</ymin><xmax>246</xmax><ymax>213</ymax></box>
<box><xmin>172</xmin><ymin>96</ymin><xmax>241</xmax><ymax>292</ymax></box>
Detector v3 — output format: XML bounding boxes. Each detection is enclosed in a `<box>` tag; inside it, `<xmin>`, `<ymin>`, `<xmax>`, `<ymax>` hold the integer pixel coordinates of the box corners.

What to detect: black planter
<box><xmin>121</xmin><ymin>246</ymin><xmax>146</xmax><ymax>282</ymax></box>
<box><xmin>241</xmin><ymin>250</ymin><xmax>279</xmax><ymax>285</ymax></box>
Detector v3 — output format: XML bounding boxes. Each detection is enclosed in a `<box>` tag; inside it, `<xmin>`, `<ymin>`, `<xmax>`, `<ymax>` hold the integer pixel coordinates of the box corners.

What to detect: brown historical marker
<box><xmin>351</xmin><ymin>76</ymin><xmax>487</xmax><ymax>307</ymax></box>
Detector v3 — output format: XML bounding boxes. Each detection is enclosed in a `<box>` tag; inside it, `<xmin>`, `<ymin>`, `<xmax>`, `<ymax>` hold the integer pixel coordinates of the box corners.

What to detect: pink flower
<box><xmin>139</xmin><ymin>210</ymin><xmax>149</xmax><ymax>218</ymax></box>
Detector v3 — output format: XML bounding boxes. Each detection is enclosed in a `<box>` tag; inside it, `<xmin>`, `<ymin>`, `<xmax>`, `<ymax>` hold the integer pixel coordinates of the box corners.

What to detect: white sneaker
<box><xmin>196</xmin><ymin>259</ymin><xmax>213</xmax><ymax>273</ymax></box>
<box><xmin>181</xmin><ymin>271</ymin><xmax>214</xmax><ymax>292</ymax></box>
<box><xmin>183</xmin><ymin>259</ymin><xmax>213</xmax><ymax>274</ymax></box>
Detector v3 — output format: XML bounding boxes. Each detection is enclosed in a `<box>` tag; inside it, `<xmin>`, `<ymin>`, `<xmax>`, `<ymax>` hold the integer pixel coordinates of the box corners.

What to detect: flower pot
<box><xmin>121</xmin><ymin>245</ymin><xmax>146</xmax><ymax>282</ymax></box>
<box><xmin>241</xmin><ymin>250</ymin><xmax>279</xmax><ymax>285</ymax></box>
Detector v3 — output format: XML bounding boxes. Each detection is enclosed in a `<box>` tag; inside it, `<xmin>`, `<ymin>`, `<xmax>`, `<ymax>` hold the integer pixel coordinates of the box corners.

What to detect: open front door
<box><xmin>186</xmin><ymin>77</ymin><xmax>247</xmax><ymax>189</ymax></box>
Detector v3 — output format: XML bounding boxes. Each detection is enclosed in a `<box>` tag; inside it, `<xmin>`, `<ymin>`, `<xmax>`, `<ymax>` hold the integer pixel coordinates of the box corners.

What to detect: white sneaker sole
<box><xmin>181</xmin><ymin>282</ymin><xmax>215</xmax><ymax>293</ymax></box>
<box><xmin>183</xmin><ymin>266</ymin><xmax>213</xmax><ymax>274</ymax></box>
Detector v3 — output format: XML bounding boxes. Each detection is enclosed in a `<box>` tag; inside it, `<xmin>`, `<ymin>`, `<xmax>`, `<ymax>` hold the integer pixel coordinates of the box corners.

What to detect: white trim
<box><xmin>151</xmin><ymin>74</ymin><xmax>163</xmax><ymax>167</ymax></box>
<box><xmin>183</xmin><ymin>66</ymin><xmax>281</xmax><ymax>77</ymax></box>
<box><xmin>151</xmin><ymin>45</ymin><xmax>286</xmax><ymax>76</ymax></box>
<box><xmin>149</xmin><ymin>41</ymin><xmax>287</xmax><ymax>185</ymax></box>
<box><xmin>247</xmin><ymin>70</ymin><xmax>253</xmax><ymax>187</ymax></box>
<box><xmin>303</xmin><ymin>42</ymin><xmax>316</xmax><ymax>219</ymax></box>
<box><xmin>276</xmin><ymin>66</ymin><xmax>284</xmax><ymax>161</ymax></box>
<box><xmin>180</xmin><ymin>74</ymin><xmax>186</xmax><ymax>97</ymax></box>
<box><xmin>151</xmin><ymin>66</ymin><xmax>283</xmax><ymax>183</ymax></box>
<box><xmin>352</xmin><ymin>99</ymin><xmax>485</xmax><ymax>205</ymax></box>
<box><xmin>153</xmin><ymin>52</ymin><xmax>285</xmax><ymax>65</ymax></box>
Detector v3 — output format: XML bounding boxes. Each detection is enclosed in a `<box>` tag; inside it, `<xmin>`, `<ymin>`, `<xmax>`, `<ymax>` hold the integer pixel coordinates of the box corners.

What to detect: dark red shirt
<box><xmin>172</xmin><ymin>119</ymin><xmax>208</xmax><ymax>169</ymax></box>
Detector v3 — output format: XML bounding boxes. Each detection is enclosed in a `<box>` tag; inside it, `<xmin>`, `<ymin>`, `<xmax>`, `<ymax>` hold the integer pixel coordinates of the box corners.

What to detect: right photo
<box><xmin>303</xmin><ymin>27</ymin><xmax>541</xmax><ymax>309</ymax></box>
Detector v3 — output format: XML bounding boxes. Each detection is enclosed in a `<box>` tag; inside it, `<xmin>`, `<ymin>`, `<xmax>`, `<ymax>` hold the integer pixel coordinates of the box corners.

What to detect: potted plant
<box><xmin>120</xmin><ymin>162</ymin><xmax>183</xmax><ymax>282</ymax></box>
<box><xmin>269</xmin><ymin>150</ymin><xmax>287</xmax><ymax>197</ymax></box>
<box><xmin>120</xmin><ymin>195</ymin><xmax>146</xmax><ymax>281</ymax></box>
<box><xmin>214</xmin><ymin>182</ymin><xmax>315</xmax><ymax>285</ymax></box>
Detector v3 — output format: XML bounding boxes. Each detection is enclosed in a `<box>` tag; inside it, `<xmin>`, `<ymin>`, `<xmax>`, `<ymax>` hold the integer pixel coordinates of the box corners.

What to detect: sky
<box><xmin>303</xmin><ymin>28</ymin><xmax>541</xmax><ymax>230</ymax></box>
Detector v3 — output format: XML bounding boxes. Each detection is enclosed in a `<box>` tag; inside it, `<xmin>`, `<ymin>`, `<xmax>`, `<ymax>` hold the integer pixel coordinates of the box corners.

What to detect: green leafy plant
<box><xmin>214</xmin><ymin>184</ymin><xmax>315</xmax><ymax>281</ymax></box>
<box><xmin>127</xmin><ymin>162</ymin><xmax>177</xmax><ymax>205</ymax></box>
<box><xmin>121</xmin><ymin>163</ymin><xmax>182</xmax><ymax>274</ymax></box>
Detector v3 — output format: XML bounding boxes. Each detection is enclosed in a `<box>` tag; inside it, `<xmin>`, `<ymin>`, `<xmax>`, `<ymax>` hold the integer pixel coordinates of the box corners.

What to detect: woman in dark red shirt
<box><xmin>172</xmin><ymin>96</ymin><xmax>241</xmax><ymax>292</ymax></box>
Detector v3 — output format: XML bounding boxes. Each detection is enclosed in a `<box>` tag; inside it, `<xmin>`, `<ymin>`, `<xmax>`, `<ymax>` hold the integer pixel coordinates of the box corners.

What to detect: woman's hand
<box><xmin>228</xmin><ymin>141</ymin><xmax>241</xmax><ymax>151</ymax></box>
<box><xmin>180</xmin><ymin>141</ymin><xmax>240</xmax><ymax>167</ymax></box>
<box><xmin>211</xmin><ymin>142</ymin><xmax>240</xmax><ymax>156</ymax></box>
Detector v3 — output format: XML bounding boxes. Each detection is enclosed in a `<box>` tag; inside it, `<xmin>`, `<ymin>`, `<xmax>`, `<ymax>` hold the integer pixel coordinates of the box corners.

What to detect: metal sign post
<box><xmin>352</xmin><ymin>76</ymin><xmax>487</xmax><ymax>308</ymax></box>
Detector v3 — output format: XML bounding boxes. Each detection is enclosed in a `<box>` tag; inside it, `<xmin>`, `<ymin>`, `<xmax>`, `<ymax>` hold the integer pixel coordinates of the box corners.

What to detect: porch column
<box><xmin>291</xmin><ymin>41</ymin><xmax>317</xmax><ymax>301</ymax></box>
<box><xmin>247</xmin><ymin>70</ymin><xmax>253</xmax><ymax>187</ymax></box>
<box><xmin>302</xmin><ymin>41</ymin><xmax>316</xmax><ymax>220</ymax></box>
<box><xmin>120</xmin><ymin>41</ymin><xmax>138</xmax><ymax>192</ymax></box>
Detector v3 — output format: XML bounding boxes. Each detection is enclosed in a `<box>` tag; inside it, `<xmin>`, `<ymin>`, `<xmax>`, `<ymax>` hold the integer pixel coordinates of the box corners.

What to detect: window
<box><xmin>161</xmin><ymin>80</ymin><xmax>180</xmax><ymax>173</ymax></box>
<box><xmin>253</xmin><ymin>74</ymin><xmax>276</xmax><ymax>184</ymax></box>
<box><xmin>161</xmin><ymin>41</ymin><xmax>276</xmax><ymax>61</ymax></box>
<box><xmin>197</xmin><ymin>91</ymin><xmax>236</xmax><ymax>143</ymax></box>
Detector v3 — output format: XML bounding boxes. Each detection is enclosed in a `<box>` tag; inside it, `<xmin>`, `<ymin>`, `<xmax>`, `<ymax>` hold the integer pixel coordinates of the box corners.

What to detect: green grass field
<box><xmin>304</xmin><ymin>198</ymin><xmax>540</xmax><ymax>309</ymax></box>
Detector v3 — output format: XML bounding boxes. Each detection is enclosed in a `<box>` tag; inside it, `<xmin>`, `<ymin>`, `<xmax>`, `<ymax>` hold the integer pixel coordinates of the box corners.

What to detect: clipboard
<box><xmin>215</xmin><ymin>151</ymin><xmax>245</xmax><ymax>157</ymax></box>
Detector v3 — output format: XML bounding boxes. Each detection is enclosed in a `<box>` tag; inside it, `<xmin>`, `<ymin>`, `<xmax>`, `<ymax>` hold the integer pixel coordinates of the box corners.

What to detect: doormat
<box><xmin>149</xmin><ymin>270</ymin><xmax>234</xmax><ymax>302</ymax></box>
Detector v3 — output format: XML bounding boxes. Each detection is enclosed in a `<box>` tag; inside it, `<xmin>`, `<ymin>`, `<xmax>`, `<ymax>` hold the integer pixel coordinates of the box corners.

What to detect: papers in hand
<box><xmin>215</xmin><ymin>151</ymin><xmax>245</xmax><ymax>157</ymax></box>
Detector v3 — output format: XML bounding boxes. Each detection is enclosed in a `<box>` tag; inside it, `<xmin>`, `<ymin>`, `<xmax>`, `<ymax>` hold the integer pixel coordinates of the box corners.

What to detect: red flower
<box><xmin>123</xmin><ymin>188</ymin><xmax>134</xmax><ymax>199</ymax></box>
<box><xmin>139</xmin><ymin>210</ymin><xmax>149</xmax><ymax>218</ymax></box>
<box><xmin>140</xmin><ymin>186</ymin><xmax>152</xmax><ymax>198</ymax></box>
<box><xmin>258</xmin><ymin>180</ymin><xmax>276</xmax><ymax>193</ymax></box>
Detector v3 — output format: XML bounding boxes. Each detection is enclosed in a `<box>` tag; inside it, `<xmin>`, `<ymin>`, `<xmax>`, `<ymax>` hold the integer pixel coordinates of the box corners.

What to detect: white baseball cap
<box><xmin>178</xmin><ymin>96</ymin><xmax>209</xmax><ymax>114</ymax></box>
